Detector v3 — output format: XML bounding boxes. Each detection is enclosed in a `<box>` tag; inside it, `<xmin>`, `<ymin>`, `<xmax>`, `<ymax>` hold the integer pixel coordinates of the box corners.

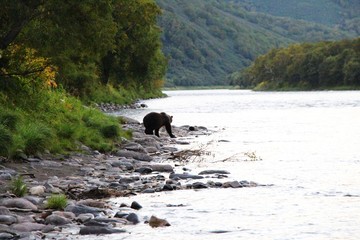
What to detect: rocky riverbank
<box><xmin>0</xmin><ymin>117</ymin><xmax>260</xmax><ymax>239</ymax></box>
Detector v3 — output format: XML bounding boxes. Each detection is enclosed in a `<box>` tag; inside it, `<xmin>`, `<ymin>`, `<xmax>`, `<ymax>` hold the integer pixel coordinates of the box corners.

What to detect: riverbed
<box><xmin>110</xmin><ymin>89</ymin><xmax>360</xmax><ymax>240</ymax></box>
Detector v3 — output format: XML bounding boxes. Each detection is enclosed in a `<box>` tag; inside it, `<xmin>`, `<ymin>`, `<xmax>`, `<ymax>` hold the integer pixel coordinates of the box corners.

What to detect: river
<box><xmin>111</xmin><ymin>89</ymin><xmax>360</xmax><ymax>240</ymax></box>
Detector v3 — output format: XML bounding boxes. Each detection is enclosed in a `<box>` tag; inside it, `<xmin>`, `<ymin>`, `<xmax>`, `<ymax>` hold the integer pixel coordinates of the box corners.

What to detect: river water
<box><xmin>110</xmin><ymin>90</ymin><xmax>360</xmax><ymax>240</ymax></box>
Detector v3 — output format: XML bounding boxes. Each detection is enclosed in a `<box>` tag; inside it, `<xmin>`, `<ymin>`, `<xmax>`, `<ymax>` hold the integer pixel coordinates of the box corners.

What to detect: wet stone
<box><xmin>142</xmin><ymin>188</ymin><xmax>155</xmax><ymax>194</ymax></box>
<box><xmin>0</xmin><ymin>198</ymin><xmax>38</xmax><ymax>210</ymax></box>
<box><xmin>79</xmin><ymin>226</ymin><xmax>126</xmax><ymax>235</ymax></box>
<box><xmin>126</xmin><ymin>213</ymin><xmax>140</xmax><ymax>224</ymax></box>
<box><xmin>45</xmin><ymin>215</ymin><xmax>72</xmax><ymax>226</ymax></box>
<box><xmin>192</xmin><ymin>182</ymin><xmax>208</xmax><ymax>189</ymax></box>
<box><xmin>198</xmin><ymin>170</ymin><xmax>230</xmax><ymax>175</ymax></box>
<box><xmin>115</xmin><ymin>150</ymin><xmax>153</xmax><ymax>162</ymax></box>
<box><xmin>65</xmin><ymin>204</ymin><xmax>104</xmax><ymax>217</ymax></box>
<box><xmin>135</xmin><ymin>167</ymin><xmax>153</xmax><ymax>175</ymax></box>
<box><xmin>223</xmin><ymin>181</ymin><xmax>242</xmax><ymax>188</ymax></box>
<box><xmin>169</xmin><ymin>173</ymin><xmax>204</xmax><ymax>180</ymax></box>
<box><xmin>163</xmin><ymin>184</ymin><xmax>174</xmax><ymax>191</ymax></box>
<box><xmin>0</xmin><ymin>215</ymin><xmax>17</xmax><ymax>225</ymax></box>
<box><xmin>130</xmin><ymin>201</ymin><xmax>142</xmax><ymax>210</ymax></box>
<box><xmin>11</xmin><ymin>222</ymin><xmax>47</xmax><ymax>232</ymax></box>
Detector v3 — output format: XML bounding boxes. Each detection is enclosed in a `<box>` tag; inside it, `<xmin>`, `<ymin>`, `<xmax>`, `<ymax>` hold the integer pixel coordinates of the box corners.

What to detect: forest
<box><xmin>230</xmin><ymin>38</ymin><xmax>360</xmax><ymax>90</ymax></box>
<box><xmin>0</xmin><ymin>0</ymin><xmax>166</xmax><ymax>158</ymax></box>
<box><xmin>156</xmin><ymin>0</ymin><xmax>359</xmax><ymax>87</ymax></box>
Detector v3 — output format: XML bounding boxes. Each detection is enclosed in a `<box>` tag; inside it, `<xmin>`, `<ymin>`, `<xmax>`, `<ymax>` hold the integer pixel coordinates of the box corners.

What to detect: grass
<box><xmin>46</xmin><ymin>194</ymin><xmax>68</xmax><ymax>210</ymax></box>
<box><xmin>0</xmin><ymin>87</ymin><xmax>134</xmax><ymax>158</ymax></box>
<box><xmin>11</xmin><ymin>176</ymin><xmax>28</xmax><ymax>197</ymax></box>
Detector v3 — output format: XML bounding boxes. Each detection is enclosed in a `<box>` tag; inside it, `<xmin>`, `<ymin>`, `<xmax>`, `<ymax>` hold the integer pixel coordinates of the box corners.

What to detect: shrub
<box><xmin>11</xmin><ymin>176</ymin><xmax>28</xmax><ymax>197</ymax></box>
<box><xmin>101</xmin><ymin>124</ymin><xmax>120</xmax><ymax>138</ymax></box>
<box><xmin>46</xmin><ymin>194</ymin><xmax>68</xmax><ymax>210</ymax></box>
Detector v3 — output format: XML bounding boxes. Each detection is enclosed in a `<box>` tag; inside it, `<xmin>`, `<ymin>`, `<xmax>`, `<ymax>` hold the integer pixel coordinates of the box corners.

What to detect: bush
<box><xmin>46</xmin><ymin>194</ymin><xmax>68</xmax><ymax>210</ymax></box>
<box><xmin>11</xmin><ymin>176</ymin><xmax>28</xmax><ymax>197</ymax></box>
<box><xmin>101</xmin><ymin>124</ymin><xmax>120</xmax><ymax>138</ymax></box>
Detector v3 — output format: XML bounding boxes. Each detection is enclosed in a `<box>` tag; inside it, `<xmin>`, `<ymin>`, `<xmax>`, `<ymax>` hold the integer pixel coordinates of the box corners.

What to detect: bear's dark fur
<box><xmin>143</xmin><ymin>112</ymin><xmax>176</xmax><ymax>138</ymax></box>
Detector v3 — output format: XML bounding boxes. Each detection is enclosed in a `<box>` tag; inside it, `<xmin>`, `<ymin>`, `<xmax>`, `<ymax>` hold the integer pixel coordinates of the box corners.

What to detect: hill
<box><xmin>156</xmin><ymin>0</ymin><xmax>358</xmax><ymax>86</ymax></box>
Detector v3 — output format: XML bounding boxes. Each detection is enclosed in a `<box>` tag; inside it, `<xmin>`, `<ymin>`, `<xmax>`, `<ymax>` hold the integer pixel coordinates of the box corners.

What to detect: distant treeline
<box><xmin>229</xmin><ymin>38</ymin><xmax>360</xmax><ymax>90</ymax></box>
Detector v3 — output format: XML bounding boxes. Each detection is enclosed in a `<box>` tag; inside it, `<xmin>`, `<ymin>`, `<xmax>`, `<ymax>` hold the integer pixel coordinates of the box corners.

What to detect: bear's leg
<box><xmin>165</xmin><ymin>123</ymin><xmax>176</xmax><ymax>138</ymax></box>
<box><xmin>154</xmin><ymin>128</ymin><xmax>160</xmax><ymax>137</ymax></box>
<box><xmin>145</xmin><ymin>128</ymin><xmax>153</xmax><ymax>135</ymax></box>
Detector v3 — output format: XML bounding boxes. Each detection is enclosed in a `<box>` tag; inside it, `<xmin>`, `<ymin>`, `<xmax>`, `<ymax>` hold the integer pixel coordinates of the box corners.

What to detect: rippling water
<box><xmin>108</xmin><ymin>90</ymin><xmax>360</xmax><ymax>240</ymax></box>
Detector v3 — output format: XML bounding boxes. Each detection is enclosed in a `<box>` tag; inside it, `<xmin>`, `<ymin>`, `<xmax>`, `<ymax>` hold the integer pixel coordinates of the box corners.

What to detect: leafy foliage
<box><xmin>156</xmin><ymin>0</ymin><xmax>357</xmax><ymax>86</ymax></box>
<box><xmin>232</xmin><ymin>38</ymin><xmax>360</xmax><ymax>90</ymax></box>
<box><xmin>1</xmin><ymin>0</ymin><xmax>166</xmax><ymax>100</ymax></box>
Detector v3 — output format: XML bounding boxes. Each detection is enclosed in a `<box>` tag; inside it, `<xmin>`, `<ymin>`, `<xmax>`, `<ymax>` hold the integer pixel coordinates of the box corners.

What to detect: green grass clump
<box><xmin>11</xmin><ymin>176</ymin><xmax>28</xmax><ymax>197</ymax></box>
<box><xmin>46</xmin><ymin>194</ymin><xmax>68</xmax><ymax>210</ymax></box>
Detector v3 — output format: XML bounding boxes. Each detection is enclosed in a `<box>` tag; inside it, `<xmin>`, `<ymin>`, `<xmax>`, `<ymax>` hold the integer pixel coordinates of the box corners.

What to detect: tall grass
<box><xmin>0</xmin><ymin>88</ymin><xmax>132</xmax><ymax>158</ymax></box>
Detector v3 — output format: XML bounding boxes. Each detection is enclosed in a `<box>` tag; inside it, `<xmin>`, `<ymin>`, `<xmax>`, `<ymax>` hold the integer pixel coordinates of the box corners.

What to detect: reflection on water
<box><xmin>109</xmin><ymin>90</ymin><xmax>360</xmax><ymax>240</ymax></box>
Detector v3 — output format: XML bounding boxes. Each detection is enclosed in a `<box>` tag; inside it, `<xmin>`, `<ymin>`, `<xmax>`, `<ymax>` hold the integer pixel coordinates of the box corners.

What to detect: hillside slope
<box><xmin>156</xmin><ymin>0</ymin><xmax>358</xmax><ymax>86</ymax></box>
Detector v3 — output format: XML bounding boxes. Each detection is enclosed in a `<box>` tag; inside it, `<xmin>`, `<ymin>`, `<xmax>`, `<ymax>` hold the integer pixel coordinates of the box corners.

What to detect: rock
<box><xmin>144</xmin><ymin>147</ymin><xmax>158</xmax><ymax>153</ymax></box>
<box><xmin>142</xmin><ymin>188</ymin><xmax>155</xmax><ymax>194</ymax></box>
<box><xmin>109</xmin><ymin>159</ymin><xmax>134</xmax><ymax>170</ymax></box>
<box><xmin>148</xmin><ymin>164</ymin><xmax>173</xmax><ymax>172</ymax></box>
<box><xmin>135</xmin><ymin>167</ymin><xmax>153</xmax><ymax>175</ymax></box>
<box><xmin>65</xmin><ymin>204</ymin><xmax>104</xmax><ymax>217</ymax></box>
<box><xmin>45</xmin><ymin>214</ymin><xmax>72</xmax><ymax>226</ymax></box>
<box><xmin>84</xmin><ymin>219</ymin><xmax>109</xmax><ymax>227</ymax></box>
<box><xmin>0</xmin><ymin>198</ymin><xmax>38</xmax><ymax>210</ymax></box>
<box><xmin>192</xmin><ymin>182</ymin><xmax>208</xmax><ymax>189</ymax></box>
<box><xmin>79</xmin><ymin>226</ymin><xmax>126</xmax><ymax>235</ymax></box>
<box><xmin>78</xmin><ymin>199</ymin><xmax>106</xmax><ymax>208</ymax></box>
<box><xmin>134</xmin><ymin>137</ymin><xmax>161</xmax><ymax>150</ymax></box>
<box><xmin>53</xmin><ymin>211</ymin><xmax>76</xmax><ymax>219</ymax></box>
<box><xmin>0</xmin><ymin>207</ymin><xmax>11</xmax><ymax>215</ymax></box>
<box><xmin>114</xmin><ymin>212</ymin><xmax>128</xmax><ymax>218</ymax></box>
<box><xmin>130</xmin><ymin>201</ymin><xmax>142</xmax><ymax>210</ymax></box>
<box><xmin>123</xmin><ymin>143</ymin><xmax>147</xmax><ymax>153</ymax></box>
<box><xmin>126</xmin><ymin>213</ymin><xmax>140</xmax><ymax>224</ymax></box>
<box><xmin>148</xmin><ymin>215</ymin><xmax>170</xmax><ymax>228</ymax></box>
<box><xmin>77</xmin><ymin>213</ymin><xmax>94</xmax><ymax>223</ymax></box>
<box><xmin>11</xmin><ymin>222</ymin><xmax>47</xmax><ymax>232</ymax></box>
<box><xmin>119</xmin><ymin>176</ymin><xmax>140</xmax><ymax>184</ymax></box>
<box><xmin>0</xmin><ymin>232</ymin><xmax>19</xmax><ymax>239</ymax></box>
<box><xmin>222</xmin><ymin>181</ymin><xmax>242</xmax><ymax>188</ymax></box>
<box><xmin>0</xmin><ymin>215</ymin><xmax>17</xmax><ymax>225</ymax></box>
<box><xmin>115</xmin><ymin>150</ymin><xmax>152</xmax><ymax>162</ymax></box>
<box><xmin>169</xmin><ymin>173</ymin><xmax>204</xmax><ymax>180</ymax></box>
<box><xmin>29</xmin><ymin>186</ymin><xmax>46</xmax><ymax>196</ymax></box>
<box><xmin>24</xmin><ymin>196</ymin><xmax>44</xmax><ymax>205</ymax></box>
<box><xmin>198</xmin><ymin>170</ymin><xmax>230</xmax><ymax>175</ymax></box>
<box><xmin>162</xmin><ymin>184</ymin><xmax>174</xmax><ymax>191</ymax></box>
<box><xmin>119</xmin><ymin>116</ymin><xmax>140</xmax><ymax>124</ymax></box>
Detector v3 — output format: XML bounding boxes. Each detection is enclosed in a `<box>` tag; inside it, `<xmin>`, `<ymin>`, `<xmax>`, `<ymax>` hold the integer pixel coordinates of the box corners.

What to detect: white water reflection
<box><xmin>107</xmin><ymin>90</ymin><xmax>360</xmax><ymax>240</ymax></box>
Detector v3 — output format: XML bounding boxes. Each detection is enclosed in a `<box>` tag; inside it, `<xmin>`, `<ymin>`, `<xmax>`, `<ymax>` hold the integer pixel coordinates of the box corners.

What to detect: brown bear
<box><xmin>143</xmin><ymin>112</ymin><xmax>176</xmax><ymax>138</ymax></box>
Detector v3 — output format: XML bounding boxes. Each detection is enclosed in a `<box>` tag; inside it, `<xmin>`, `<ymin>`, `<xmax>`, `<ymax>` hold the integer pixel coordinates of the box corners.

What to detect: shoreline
<box><xmin>0</xmin><ymin>117</ymin><xmax>259</xmax><ymax>238</ymax></box>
